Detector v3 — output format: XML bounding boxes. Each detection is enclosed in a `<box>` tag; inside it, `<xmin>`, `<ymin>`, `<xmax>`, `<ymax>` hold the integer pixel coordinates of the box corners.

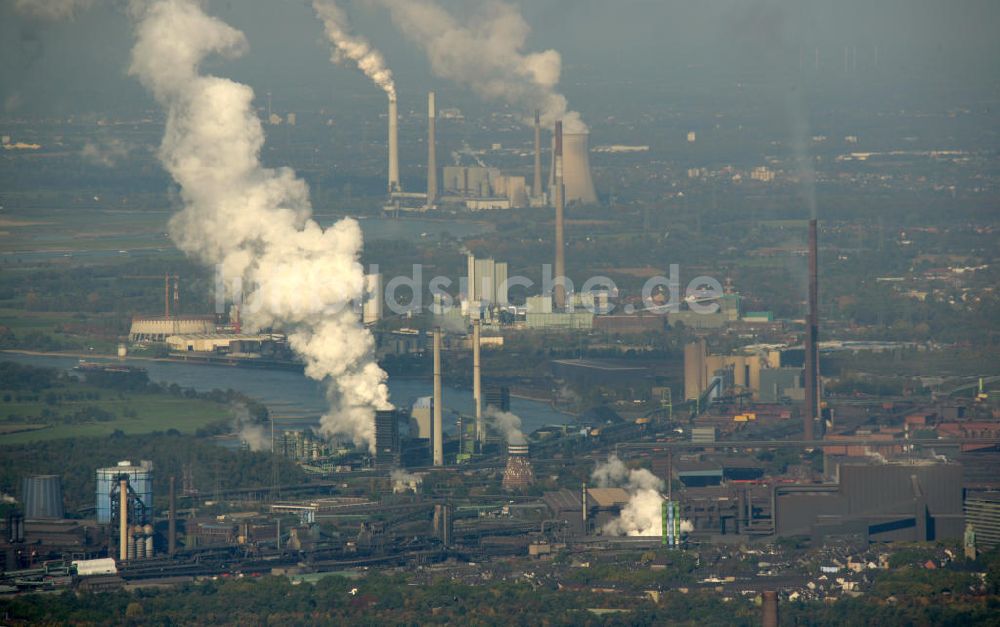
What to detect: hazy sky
<box><xmin>2</xmin><ymin>0</ymin><xmax>998</xmax><ymax>115</ymax></box>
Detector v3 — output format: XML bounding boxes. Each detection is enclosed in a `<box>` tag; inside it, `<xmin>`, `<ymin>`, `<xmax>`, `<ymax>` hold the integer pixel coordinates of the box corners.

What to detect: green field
<box><xmin>0</xmin><ymin>383</ymin><xmax>233</xmax><ymax>444</ymax></box>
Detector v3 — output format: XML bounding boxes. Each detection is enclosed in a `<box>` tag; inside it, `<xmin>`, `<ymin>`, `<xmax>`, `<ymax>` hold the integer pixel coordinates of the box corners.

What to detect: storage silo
<box><xmin>22</xmin><ymin>475</ymin><xmax>64</xmax><ymax>520</ymax></box>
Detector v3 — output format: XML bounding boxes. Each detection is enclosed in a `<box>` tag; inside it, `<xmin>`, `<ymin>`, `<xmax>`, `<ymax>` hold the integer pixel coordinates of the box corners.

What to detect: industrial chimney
<box><xmin>168</xmin><ymin>475</ymin><xmax>176</xmax><ymax>557</ymax></box>
<box><xmin>388</xmin><ymin>94</ymin><xmax>400</xmax><ymax>194</ymax></box>
<box><xmin>433</xmin><ymin>327</ymin><xmax>443</xmax><ymax>466</ymax></box>
<box><xmin>426</xmin><ymin>91</ymin><xmax>437</xmax><ymax>206</ymax></box>
<box><xmin>533</xmin><ymin>110</ymin><xmax>542</xmax><ymax>201</ymax></box>
<box><xmin>473</xmin><ymin>319</ymin><xmax>483</xmax><ymax>445</ymax></box>
<box><xmin>119</xmin><ymin>478</ymin><xmax>129</xmax><ymax>562</ymax></box>
<box><xmin>553</xmin><ymin>121</ymin><xmax>567</xmax><ymax>311</ymax></box>
<box><xmin>762</xmin><ymin>590</ymin><xmax>779</xmax><ymax>627</ymax></box>
<box><xmin>804</xmin><ymin>218</ymin><xmax>819</xmax><ymax>441</ymax></box>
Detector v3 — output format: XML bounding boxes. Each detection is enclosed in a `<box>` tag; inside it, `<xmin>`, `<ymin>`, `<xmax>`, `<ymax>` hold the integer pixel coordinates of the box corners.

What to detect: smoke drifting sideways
<box><xmin>313</xmin><ymin>0</ymin><xmax>395</xmax><ymax>99</ymax></box>
<box><xmin>485</xmin><ymin>407</ymin><xmax>525</xmax><ymax>445</ymax></box>
<box><xmin>592</xmin><ymin>456</ymin><xmax>666</xmax><ymax>537</ymax></box>
<box><xmin>128</xmin><ymin>0</ymin><xmax>391</xmax><ymax>452</ymax></box>
<box><xmin>232</xmin><ymin>404</ymin><xmax>268</xmax><ymax>452</ymax></box>
<box><xmin>372</xmin><ymin>0</ymin><xmax>585</xmax><ymax>132</ymax></box>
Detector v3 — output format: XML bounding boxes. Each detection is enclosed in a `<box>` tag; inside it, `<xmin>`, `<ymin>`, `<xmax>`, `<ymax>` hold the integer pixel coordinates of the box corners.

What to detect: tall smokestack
<box><xmin>388</xmin><ymin>94</ymin><xmax>400</xmax><ymax>193</ymax></box>
<box><xmin>119</xmin><ymin>478</ymin><xmax>128</xmax><ymax>562</ymax></box>
<box><xmin>433</xmin><ymin>327</ymin><xmax>443</xmax><ymax>466</ymax></box>
<box><xmin>762</xmin><ymin>590</ymin><xmax>779</xmax><ymax>627</ymax></box>
<box><xmin>533</xmin><ymin>110</ymin><xmax>542</xmax><ymax>200</ymax></box>
<box><xmin>168</xmin><ymin>475</ymin><xmax>176</xmax><ymax>557</ymax></box>
<box><xmin>426</xmin><ymin>91</ymin><xmax>437</xmax><ymax>206</ymax></box>
<box><xmin>473</xmin><ymin>319</ymin><xmax>483</xmax><ymax>444</ymax></box>
<box><xmin>553</xmin><ymin>121</ymin><xmax>566</xmax><ymax>310</ymax></box>
<box><xmin>804</xmin><ymin>218</ymin><xmax>819</xmax><ymax>441</ymax></box>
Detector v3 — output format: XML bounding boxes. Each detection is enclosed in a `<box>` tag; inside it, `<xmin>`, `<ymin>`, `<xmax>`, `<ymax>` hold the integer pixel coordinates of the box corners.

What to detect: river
<box><xmin>1</xmin><ymin>352</ymin><xmax>572</xmax><ymax>438</ymax></box>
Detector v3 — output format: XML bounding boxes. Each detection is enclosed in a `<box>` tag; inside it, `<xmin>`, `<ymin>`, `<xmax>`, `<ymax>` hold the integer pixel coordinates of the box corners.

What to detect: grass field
<box><xmin>0</xmin><ymin>384</ymin><xmax>233</xmax><ymax>444</ymax></box>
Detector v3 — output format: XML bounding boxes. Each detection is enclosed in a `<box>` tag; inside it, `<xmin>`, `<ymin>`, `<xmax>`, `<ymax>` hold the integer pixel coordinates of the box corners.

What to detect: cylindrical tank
<box><xmin>96</xmin><ymin>461</ymin><xmax>153</xmax><ymax>524</ymax></box>
<box><xmin>127</xmin><ymin>535</ymin><xmax>137</xmax><ymax>560</ymax></box>
<box><xmin>145</xmin><ymin>536</ymin><xmax>154</xmax><ymax>558</ymax></box>
<box><xmin>22</xmin><ymin>475</ymin><xmax>64</xmax><ymax>520</ymax></box>
<box><xmin>135</xmin><ymin>535</ymin><xmax>145</xmax><ymax>559</ymax></box>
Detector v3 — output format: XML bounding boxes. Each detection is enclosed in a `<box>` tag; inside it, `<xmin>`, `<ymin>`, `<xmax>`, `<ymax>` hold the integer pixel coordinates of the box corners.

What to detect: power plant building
<box><xmin>466</xmin><ymin>254</ymin><xmax>509</xmax><ymax>307</ymax></box>
<box><xmin>129</xmin><ymin>315</ymin><xmax>215</xmax><ymax>343</ymax></box>
<box><xmin>374</xmin><ymin>410</ymin><xmax>401</xmax><ymax>468</ymax></box>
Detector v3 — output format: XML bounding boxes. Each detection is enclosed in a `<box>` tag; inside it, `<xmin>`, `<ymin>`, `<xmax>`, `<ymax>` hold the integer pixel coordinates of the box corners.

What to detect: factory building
<box><xmin>684</xmin><ymin>339</ymin><xmax>783</xmax><ymax>402</ymax></box>
<box><xmin>374</xmin><ymin>410</ymin><xmax>402</xmax><ymax>468</ymax></box>
<box><xmin>964</xmin><ymin>491</ymin><xmax>1000</xmax><ymax>551</ymax></box>
<box><xmin>774</xmin><ymin>461</ymin><xmax>964</xmax><ymax>543</ymax></box>
<box><xmin>129</xmin><ymin>315</ymin><xmax>216</xmax><ymax>342</ymax></box>
<box><xmin>165</xmin><ymin>333</ymin><xmax>273</xmax><ymax>353</ymax></box>
<box><xmin>466</xmin><ymin>254</ymin><xmax>509</xmax><ymax>307</ymax></box>
<box><xmin>442</xmin><ymin>166</ymin><xmax>527</xmax><ymax>209</ymax></box>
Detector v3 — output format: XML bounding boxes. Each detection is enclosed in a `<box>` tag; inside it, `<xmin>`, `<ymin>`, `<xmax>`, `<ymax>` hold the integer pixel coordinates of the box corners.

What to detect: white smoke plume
<box><xmin>232</xmin><ymin>404</ymin><xmax>267</xmax><ymax>452</ymax></box>
<box><xmin>485</xmin><ymin>406</ymin><xmax>525</xmax><ymax>445</ymax></box>
<box><xmin>81</xmin><ymin>136</ymin><xmax>133</xmax><ymax>167</ymax></box>
<box><xmin>372</xmin><ymin>0</ymin><xmax>585</xmax><ymax>132</ymax></box>
<box><xmin>14</xmin><ymin>0</ymin><xmax>94</xmax><ymax>20</ymax></box>
<box><xmin>390</xmin><ymin>469</ymin><xmax>422</xmax><ymax>494</ymax></box>
<box><xmin>592</xmin><ymin>455</ymin><xmax>664</xmax><ymax>537</ymax></box>
<box><xmin>313</xmin><ymin>0</ymin><xmax>396</xmax><ymax>99</ymax></box>
<box><xmin>128</xmin><ymin>0</ymin><xmax>391</xmax><ymax>452</ymax></box>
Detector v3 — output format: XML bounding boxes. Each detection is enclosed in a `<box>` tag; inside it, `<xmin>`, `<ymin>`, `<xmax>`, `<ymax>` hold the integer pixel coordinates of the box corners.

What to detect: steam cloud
<box><xmin>128</xmin><ymin>0</ymin><xmax>391</xmax><ymax>452</ymax></box>
<box><xmin>592</xmin><ymin>455</ymin><xmax>666</xmax><ymax>537</ymax></box>
<box><xmin>373</xmin><ymin>0</ymin><xmax>585</xmax><ymax>132</ymax></box>
<box><xmin>485</xmin><ymin>406</ymin><xmax>525</xmax><ymax>445</ymax></box>
<box><xmin>232</xmin><ymin>404</ymin><xmax>267</xmax><ymax>452</ymax></box>
<box><xmin>390</xmin><ymin>469</ymin><xmax>422</xmax><ymax>493</ymax></box>
<box><xmin>313</xmin><ymin>0</ymin><xmax>396</xmax><ymax>98</ymax></box>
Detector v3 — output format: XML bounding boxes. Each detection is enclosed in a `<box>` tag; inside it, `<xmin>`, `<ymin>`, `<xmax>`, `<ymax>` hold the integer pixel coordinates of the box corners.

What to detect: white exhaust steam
<box><xmin>485</xmin><ymin>406</ymin><xmax>525</xmax><ymax>445</ymax></box>
<box><xmin>313</xmin><ymin>0</ymin><xmax>396</xmax><ymax>98</ymax></box>
<box><xmin>592</xmin><ymin>455</ymin><xmax>692</xmax><ymax>537</ymax></box>
<box><xmin>128</xmin><ymin>0</ymin><xmax>390</xmax><ymax>452</ymax></box>
<box><xmin>373</xmin><ymin>0</ymin><xmax>585</xmax><ymax>132</ymax></box>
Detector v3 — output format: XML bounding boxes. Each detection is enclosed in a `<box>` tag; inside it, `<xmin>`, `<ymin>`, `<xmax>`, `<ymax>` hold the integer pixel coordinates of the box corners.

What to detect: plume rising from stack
<box><xmin>312</xmin><ymin>1</ymin><xmax>399</xmax><ymax>193</ymax></box>
<box><xmin>129</xmin><ymin>0</ymin><xmax>390</xmax><ymax>452</ymax></box>
<box><xmin>313</xmin><ymin>0</ymin><xmax>396</xmax><ymax>98</ymax></box>
<box><xmin>592</xmin><ymin>456</ymin><xmax>692</xmax><ymax>537</ymax></box>
<box><xmin>374</xmin><ymin>0</ymin><xmax>584</xmax><ymax>132</ymax></box>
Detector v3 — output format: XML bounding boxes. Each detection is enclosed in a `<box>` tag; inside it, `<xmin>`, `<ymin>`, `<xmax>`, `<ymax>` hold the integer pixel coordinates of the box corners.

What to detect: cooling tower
<box><xmin>388</xmin><ymin>94</ymin><xmax>400</xmax><ymax>193</ymax></box>
<box><xmin>550</xmin><ymin>131</ymin><xmax>597</xmax><ymax>205</ymax></box>
<box><xmin>22</xmin><ymin>475</ymin><xmax>64</xmax><ymax>520</ymax></box>
<box><xmin>427</xmin><ymin>91</ymin><xmax>437</xmax><ymax>205</ymax></box>
<box><xmin>502</xmin><ymin>444</ymin><xmax>534</xmax><ymax>490</ymax></box>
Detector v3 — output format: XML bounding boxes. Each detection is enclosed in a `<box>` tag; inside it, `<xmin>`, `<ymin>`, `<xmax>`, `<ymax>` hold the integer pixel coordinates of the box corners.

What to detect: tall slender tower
<box><xmin>533</xmin><ymin>110</ymin><xmax>542</xmax><ymax>200</ymax></box>
<box><xmin>473</xmin><ymin>319</ymin><xmax>483</xmax><ymax>444</ymax></box>
<box><xmin>119</xmin><ymin>478</ymin><xmax>129</xmax><ymax>562</ymax></box>
<box><xmin>168</xmin><ymin>475</ymin><xmax>176</xmax><ymax>557</ymax></box>
<box><xmin>804</xmin><ymin>218</ymin><xmax>819</xmax><ymax>441</ymax></box>
<box><xmin>553</xmin><ymin>121</ymin><xmax>567</xmax><ymax>310</ymax></box>
<box><xmin>426</xmin><ymin>91</ymin><xmax>437</xmax><ymax>206</ymax></box>
<box><xmin>433</xmin><ymin>328</ymin><xmax>444</xmax><ymax>466</ymax></box>
<box><xmin>388</xmin><ymin>94</ymin><xmax>400</xmax><ymax>193</ymax></box>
